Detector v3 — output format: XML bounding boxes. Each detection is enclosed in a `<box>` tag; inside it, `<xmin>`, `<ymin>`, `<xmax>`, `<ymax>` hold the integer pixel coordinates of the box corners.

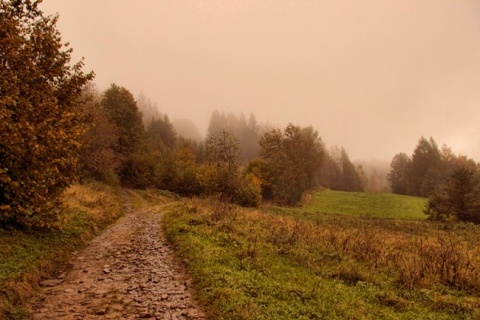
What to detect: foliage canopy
<box><xmin>0</xmin><ymin>0</ymin><xmax>94</xmax><ymax>228</ymax></box>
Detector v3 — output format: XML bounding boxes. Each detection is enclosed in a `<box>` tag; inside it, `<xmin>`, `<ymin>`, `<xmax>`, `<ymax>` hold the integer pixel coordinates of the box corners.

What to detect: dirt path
<box><xmin>27</xmin><ymin>195</ymin><xmax>206</xmax><ymax>320</ymax></box>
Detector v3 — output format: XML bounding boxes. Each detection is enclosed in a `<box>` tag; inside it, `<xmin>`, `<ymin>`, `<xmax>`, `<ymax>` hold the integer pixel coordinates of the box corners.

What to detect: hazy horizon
<box><xmin>41</xmin><ymin>1</ymin><xmax>480</xmax><ymax>162</ymax></box>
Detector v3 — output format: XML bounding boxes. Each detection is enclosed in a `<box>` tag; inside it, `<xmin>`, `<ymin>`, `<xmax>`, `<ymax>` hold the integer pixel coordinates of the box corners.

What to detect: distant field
<box><xmin>303</xmin><ymin>190</ymin><xmax>428</xmax><ymax>220</ymax></box>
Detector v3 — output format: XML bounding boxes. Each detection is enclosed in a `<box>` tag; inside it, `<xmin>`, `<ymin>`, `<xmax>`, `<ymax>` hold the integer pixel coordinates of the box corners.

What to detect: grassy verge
<box><xmin>303</xmin><ymin>190</ymin><xmax>428</xmax><ymax>220</ymax></box>
<box><xmin>164</xmin><ymin>198</ymin><xmax>480</xmax><ymax>319</ymax></box>
<box><xmin>0</xmin><ymin>183</ymin><xmax>125</xmax><ymax>319</ymax></box>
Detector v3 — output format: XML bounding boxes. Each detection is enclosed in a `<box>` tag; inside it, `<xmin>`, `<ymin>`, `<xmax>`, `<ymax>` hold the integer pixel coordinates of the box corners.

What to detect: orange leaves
<box><xmin>0</xmin><ymin>1</ymin><xmax>93</xmax><ymax>229</ymax></box>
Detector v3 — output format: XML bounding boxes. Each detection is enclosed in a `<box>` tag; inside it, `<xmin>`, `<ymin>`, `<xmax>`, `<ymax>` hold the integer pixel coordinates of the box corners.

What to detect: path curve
<box><xmin>28</xmin><ymin>195</ymin><xmax>206</xmax><ymax>320</ymax></box>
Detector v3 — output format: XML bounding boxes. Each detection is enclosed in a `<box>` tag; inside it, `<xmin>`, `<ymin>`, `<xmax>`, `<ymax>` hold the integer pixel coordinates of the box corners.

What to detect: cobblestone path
<box><xmin>28</xmin><ymin>197</ymin><xmax>206</xmax><ymax>320</ymax></box>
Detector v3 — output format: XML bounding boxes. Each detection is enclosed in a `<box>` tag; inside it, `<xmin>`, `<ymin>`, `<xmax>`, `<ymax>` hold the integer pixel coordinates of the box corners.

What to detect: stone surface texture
<box><xmin>27</xmin><ymin>195</ymin><xmax>206</xmax><ymax>320</ymax></box>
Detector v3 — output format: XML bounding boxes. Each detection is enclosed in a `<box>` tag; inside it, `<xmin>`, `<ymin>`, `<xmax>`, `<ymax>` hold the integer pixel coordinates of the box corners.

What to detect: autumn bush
<box><xmin>235</xmin><ymin>173</ymin><xmax>262</xmax><ymax>207</ymax></box>
<box><xmin>0</xmin><ymin>1</ymin><xmax>94</xmax><ymax>228</ymax></box>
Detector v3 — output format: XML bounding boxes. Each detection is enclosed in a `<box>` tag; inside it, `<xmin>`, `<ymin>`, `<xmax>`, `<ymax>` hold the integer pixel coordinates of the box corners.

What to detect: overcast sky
<box><xmin>41</xmin><ymin>0</ymin><xmax>480</xmax><ymax>161</ymax></box>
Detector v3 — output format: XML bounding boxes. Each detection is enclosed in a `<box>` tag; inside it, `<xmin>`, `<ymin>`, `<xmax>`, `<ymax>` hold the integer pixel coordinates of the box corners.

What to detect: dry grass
<box><xmin>0</xmin><ymin>183</ymin><xmax>124</xmax><ymax>319</ymax></box>
<box><xmin>165</xmin><ymin>197</ymin><xmax>480</xmax><ymax>318</ymax></box>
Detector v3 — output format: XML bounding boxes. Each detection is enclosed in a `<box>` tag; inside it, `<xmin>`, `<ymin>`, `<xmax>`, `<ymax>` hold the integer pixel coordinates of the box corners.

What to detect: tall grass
<box><xmin>164</xmin><ymin>197</ymin><xmax>480</xmax><ymax>319</ymax></box>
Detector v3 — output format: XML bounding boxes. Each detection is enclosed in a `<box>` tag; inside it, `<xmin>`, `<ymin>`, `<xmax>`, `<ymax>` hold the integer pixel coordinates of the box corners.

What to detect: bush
<box><xmin>236</xmin><ymin>173</ymin><xmax>262</xmax><ymax>207</ymax></box>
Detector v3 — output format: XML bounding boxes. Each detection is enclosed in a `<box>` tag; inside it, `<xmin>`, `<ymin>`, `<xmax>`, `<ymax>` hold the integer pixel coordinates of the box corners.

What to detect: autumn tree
<box><xmin>320</xmin><ymin>146</ymin><xmax>363</xmax><ymax>192</ymax></box>
<box><xmin>203</xmin><ymin>129</ymin><xmax>241</xmax><ymax>200</ymax></box>
<box><xmin>319</xmin><ymin>152</ymin><xmax>343</xmax><ymax>190</ymax></box>
<box><xmin>206</xmin><ymin>110</ymin><xmax>261</xmax><ymax>161</ymax></box>
<box><xmin>136</xmin><ymin>91</ymin><xmax>160</xmax><ymax>126</ymax></box>
<box><xmin>100</xmin><ymin>84</ymin><xmax>147</xmax><ymax>187</ymax></box>
<box><xmin>258</xmin><ymin>124</ymin><xmax>325</xmax><ymax>205</ymax></box>
<box><xmin>0</xmin><ymin>0</ymin><xmax>94</xmax><ymax>228</ymax></box>
<box><xmin>78</xmin><ymin>86</ymin><xmax>120</xmax><ymax>185</ymax></box>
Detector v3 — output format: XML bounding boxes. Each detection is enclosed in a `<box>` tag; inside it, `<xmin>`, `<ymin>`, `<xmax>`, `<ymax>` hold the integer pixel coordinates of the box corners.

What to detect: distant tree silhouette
<box><xmin>387</xmin><ymin>153</ymin><xmax>411</xmax><ymax>195</ymax></box>
<box><xmin>147</xmin><ymin>114</ymin><xmax>177</xmax><ymax>151</ymax></box>
<box><xmin>407</xmin><ymin>137</ymin><xmax>442</xmax><ymax>197</ymax></box>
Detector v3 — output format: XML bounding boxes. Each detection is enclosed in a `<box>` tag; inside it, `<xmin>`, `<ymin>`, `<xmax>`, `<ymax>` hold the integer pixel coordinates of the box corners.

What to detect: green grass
<box><xmin>303</xmin><ymin>190</ymin><xmax>428</xmax><ymax>220</ymax></box>
<box><xmin>164</xmin><ymin>198</ymin><xmax>480</xmax><ymax>319</ymax></box>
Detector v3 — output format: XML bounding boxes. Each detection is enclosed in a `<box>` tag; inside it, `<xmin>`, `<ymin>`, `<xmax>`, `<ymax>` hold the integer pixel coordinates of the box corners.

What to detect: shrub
<box><xmin>236</xmin><ymin>173</ymin><xmax>262</xmax><ymax>207</ymax></box>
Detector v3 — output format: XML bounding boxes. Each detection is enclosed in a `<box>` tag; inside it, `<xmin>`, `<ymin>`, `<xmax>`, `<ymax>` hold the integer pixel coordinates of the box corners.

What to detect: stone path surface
<box><xmin>27</xmin><ymin>196</ymin><xmax>206</xmax><ymax>320</ymax></box>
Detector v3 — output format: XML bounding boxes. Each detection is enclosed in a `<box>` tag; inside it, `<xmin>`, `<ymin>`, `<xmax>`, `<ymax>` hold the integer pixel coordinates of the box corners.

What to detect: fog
<box><xmin>41</xmin><ymin>0</ymin><xmax>480</xmax><ymax>162</ymax></box>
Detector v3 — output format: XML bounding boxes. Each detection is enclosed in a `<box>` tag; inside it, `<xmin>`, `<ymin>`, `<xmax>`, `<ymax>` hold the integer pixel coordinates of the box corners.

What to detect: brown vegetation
<box><xmin>188</xmin><ymin>198</ymin><xmax>480</xmax><ymax>294</ymax></box>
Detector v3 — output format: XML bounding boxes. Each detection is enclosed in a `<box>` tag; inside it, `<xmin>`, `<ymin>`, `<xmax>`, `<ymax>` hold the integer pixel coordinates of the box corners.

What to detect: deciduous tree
<box><xmin>0</xmin><ymin>0</ymin><xmax>94</xmax><ymax>228</ymax></box>
<box><xmin>100</xmin><ymin>84</ymin><xmax>146</xmax><ymax>186</ymax></box>
<box><xmin>258</xmin><ymin>124</ymin><xmax>325</xmax><ymax>205</ymax></box>
<box><xmin>204</xmin><ymin>129</ymin><xmax>241</xmax><ymax>200</ymax></box>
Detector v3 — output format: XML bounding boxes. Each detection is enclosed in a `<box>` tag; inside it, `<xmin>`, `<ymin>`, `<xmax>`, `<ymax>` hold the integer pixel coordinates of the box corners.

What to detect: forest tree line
<box><xmin>81</xmin><ymin>83</ymin><xmax>367</xmax><ymax>207</ymax></box>
<box><xmin>0</xmin><ymin>0</ymin><xmax>366</xmax><ymax>229</ymax></box>
<box><xmin>388</xmin><ymin>137</ymin><xmax>480</xmax><ymax>223</ymax></box>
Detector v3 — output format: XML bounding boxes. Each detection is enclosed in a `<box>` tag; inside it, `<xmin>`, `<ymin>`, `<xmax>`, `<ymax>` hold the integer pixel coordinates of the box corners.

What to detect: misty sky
<box><xmin>41</xmin><ymin>1</ymin><xmax>480</xmax><ymax>161</ymax></box>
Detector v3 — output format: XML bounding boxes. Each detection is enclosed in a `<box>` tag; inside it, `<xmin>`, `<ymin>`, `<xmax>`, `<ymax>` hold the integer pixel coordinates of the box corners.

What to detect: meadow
<box><xmin>303</xmin><ymin>190</ymin><xmax>427</xmax><ymax>219</ymax></box>
<box><xmin>164</xmin><ymin>190</ymin><xmax>480</xmax><ymax>319</ymax></box>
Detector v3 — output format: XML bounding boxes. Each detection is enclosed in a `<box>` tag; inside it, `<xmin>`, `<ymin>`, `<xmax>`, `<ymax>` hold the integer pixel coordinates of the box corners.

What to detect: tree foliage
<box><xmin>78</xmin><ymin>86</ymin><xmax>120</xmax><ymax>185</ymax></box>
<box><xmin>388</xmin><ymin>137</ymin><xmax>479</xmax><ymax>199</ymax></box>
<box><xmin>258</xmin><ymin>124</ymin><xmax>325</xmax><ymax>205</ymax></box>
<box><xmin>206</xmin><ymin>110</ymin><xmax>261</xmax><ymax>161</ymax></box>
<box><xmin>387</xmin><ymin>153</ymin><xmax>411</xmax><ymax>195</ymax></box>
<box><xmin>204</xmin><ymin>129</ymin><xmax>241</xmax><ymax>200</ymax></box>
<box><xmin>407</xmin><ymin>137</ymin><xmax>442</xmax><ymax>197</ymax></box>
<box><xmin>320</xmin><ymin>146</ymin><xmax>364</xmax><ymax>192</ymax></box>
<box><xmin>147</xmin><ymin>114</ymin><xmax>177</xmax><ymax>151</ymax></box>
<box><xmin>425</xmin><ymin>168</ymin><xmax>480</xmax><ymax>223</ymax></box>
<box><xmin>0</xmin><ymin>0</ymin><xmax>94</xmax><ymax>228</ymax></box>
<box><xmin>100</xmin><ymin>84</ymin><xmax>146</xmax><ymax>187</ymax></box>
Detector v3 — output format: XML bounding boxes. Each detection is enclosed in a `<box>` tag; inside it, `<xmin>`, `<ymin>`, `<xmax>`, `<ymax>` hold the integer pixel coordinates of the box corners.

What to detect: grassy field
<box><xmin>164</xmin><ymin>195</ymin><xmax>480</xmax><ymax>319</ymax></box>
<box><xmin>303</xmin><ymin>190</ymin><xmax>428</xmax><ymax>220</ymax></box>
<box><xmin>0</xmin><ymin>183</ymin><xmax>125</xmax><ymax>319</ymax></box>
